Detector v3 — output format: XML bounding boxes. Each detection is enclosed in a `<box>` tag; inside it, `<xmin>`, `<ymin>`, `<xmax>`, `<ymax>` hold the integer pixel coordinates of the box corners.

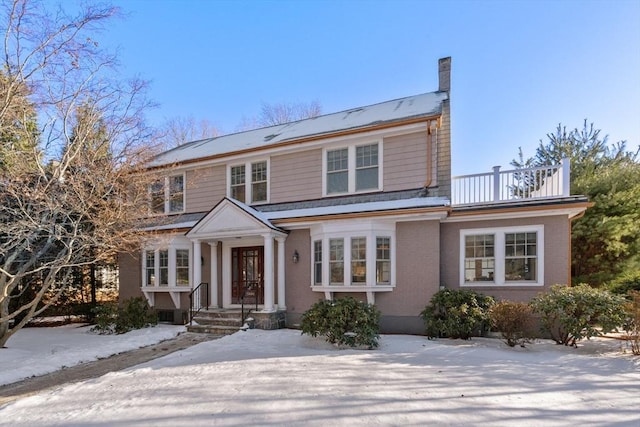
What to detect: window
<box><xmin>311</xmin><ymin>221</ymin><xmax>395</xmax><ymax>289</ymax></box>
<box><xmin>149</xmin><ymin>174</ymin><xmax>185</xmax><ymax>214</ymax></box>
<box><xmin>176</xmin><ymin>249</ymin><xmax>190</xmax><ymax>286</ymax></box>
<box><xmin>145</xmin><ymin>251</ymin><xmax>155</xmax><ymax>286</ymax></box>
<box><xmin>159</xmin><ymin>250</ymin><xmax>169</xmax><ymax>286</ymax></box>
<box><xmin>505</xmin><ymin>232</ymin><xmax>537</xmax><ymax>281</ymax></box>
<box><xmin>143</xmin><ymin>244</ymin><xmax>191</xmax><ymax>288</ymax></box>
<box><xmin>329</xmin><ymin>238</ymin><xmax>344</xmax><ymax>285</ymax></box>
<box><xmin>351</xmin><ymin>237</ymin><xmax>366</xmax><ymax>284</ymax></box>
<box><xmin>230</xmin><ymin>165</ymin><xmax>246</xmax><ymax>202</ymax></box>
<box><xmin>327</xmin><ymin>148</ymin><xmax>348</xmax><ymax>194</ymax></box>
<box><xmin>313</xmin><ymin>240</ymin><xmax>322</xmax><ymax>285</ymax></box>
<box><xmin>464</xmin><ymin>234</ymin><xmax>495</xmax><ymax>282</ymax></box>
<box><xmin>356</xmin><ymin>144</ymin><xmax>379</xmax><ymax>191</ymax></box>
<box><xmin>376</xmin><ymin>237</ymin><xmax>391</xmax><ymax>284</ymax></box>
<box><xmin>251</xmin><ymin>161</ymin><xmax>267</xmax><ymax>202</ymax></box>
<box><xmin>460</xmin><ymin>226</ymin><xmax>543</xmax><ymax>286</ymax></box>
<box><xmin>228</xmin><ymin>160</ymin><xmax>269</xmax><ymax>203</ymax></box>
<box><xmin>169</xmin><ymin>175</ymin><xmax>184</xmax><ymax>212</ymax></box>
<box><xmin>324</xmin><ymin>142</ymin><xmax>381</xmax><ymax>195</ymax></box>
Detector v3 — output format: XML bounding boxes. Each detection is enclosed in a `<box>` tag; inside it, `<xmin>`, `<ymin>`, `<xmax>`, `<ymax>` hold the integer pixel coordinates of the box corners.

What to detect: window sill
<box><xmin>140</xmin><ymin>286</ymin><xmax>192</xmax><ymax>291</ymax></box>
<box><xmin>311</xmin><ymin>285</ymin><xmax>394</xmax><ymax>292</ymax></box>
<box><xmin>460</xmin><ymin>282</ymin><xmax>544</xmax><ymax>287</ymax></box>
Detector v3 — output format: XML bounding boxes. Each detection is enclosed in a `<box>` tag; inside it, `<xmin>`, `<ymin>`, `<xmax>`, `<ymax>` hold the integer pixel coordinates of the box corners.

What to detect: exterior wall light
<box><xmin>292</xmin><ymin>250</ymin><xmax>299</xmax><ymax>264</ymax></box>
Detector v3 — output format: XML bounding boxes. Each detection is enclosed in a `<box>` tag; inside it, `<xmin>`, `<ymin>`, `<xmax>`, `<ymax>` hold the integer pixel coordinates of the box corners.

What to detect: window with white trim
<box><xmin>143</xmin><ymin>246</ymin><xmax>191</xmax><ymax>287</ymax></box>
<box><xmin>324</xmin><ymin>142</ymin><xmax>381</xmax><ymax>195</ymax></box>
<box><xmin>228</xmin><ymin>160</ymin><xmax>269</xmax><ymax>203</ymax></box>
<box><xmin>311</xmin><ymin>222</ymin><xmax>395</xmax><ymax>289</ymax></box>
<box><xmin>313</xmin><ymin>240</ymin><xmax>322</xmax><ymax>285</ymax></box>
<box><xmin>460</xmin><ymin>225</ymin><xmax>543</xmax><ymax>286</ymax></box>
<box><xmin>149</xmin><ymin>174</ymin><xmax>185</xmax><ymax>214</ymax></box>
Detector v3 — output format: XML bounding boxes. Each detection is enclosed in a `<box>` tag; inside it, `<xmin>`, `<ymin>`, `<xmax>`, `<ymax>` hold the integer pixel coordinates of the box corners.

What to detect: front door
<box><xmin>231</xmin><ymin>246</ymin><xmax>264</xmax><ymax>305</ymax></box>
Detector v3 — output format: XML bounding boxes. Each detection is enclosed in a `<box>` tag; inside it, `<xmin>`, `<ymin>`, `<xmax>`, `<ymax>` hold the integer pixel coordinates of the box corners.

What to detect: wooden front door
<box><xmin>231</xmin><ymin>246</ymin><xmax>264</xmax><ymax>305</ymax></box>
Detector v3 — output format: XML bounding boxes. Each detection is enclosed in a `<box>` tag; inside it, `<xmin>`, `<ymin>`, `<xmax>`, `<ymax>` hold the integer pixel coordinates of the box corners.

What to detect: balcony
<box><xmin>452</xmin><ymin>158</ymin><xmax>570</xmax><ymax>206</ymax></box>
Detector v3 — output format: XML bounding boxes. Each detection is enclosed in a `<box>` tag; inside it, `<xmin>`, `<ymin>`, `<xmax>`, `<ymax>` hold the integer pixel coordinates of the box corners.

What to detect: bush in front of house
<box><xmin>607</xmin><ymin>271</ymin><xmax>640</xmax><ymax>296</ymax></box>
<box><xmin>489</xmin><ymin>301</ymin><xmax>536</xmax><ymax>347</ymax></box>
<box><xmin>622</xmin><ymin>291</ymin><xmax>640</xmax><ymax>355</ymax></box>
<box><xmin>91</xmin><ymin>297</ymin><xmax>158</xmax><ymax>334</ymax></box>
<box><xmin>530</xmin><ymin>284</ymin><xmax>625</xmax><ymax>347</ymax></box>
<box><xmin>300</xmin><ymin>297</ymin><xmax>381</xmax><ymax>349</ymax></box>
<box><xmin>420</xmin><ymin>289</ymin><xmax>495</xmax><ymax>339</ymax></box>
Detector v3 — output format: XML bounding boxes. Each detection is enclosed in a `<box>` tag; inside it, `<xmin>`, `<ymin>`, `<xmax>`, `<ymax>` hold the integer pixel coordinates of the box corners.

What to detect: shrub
<box><xmin>489</xmin><ymin>301</ymin><xmax>536</xmax><ymax>347</ymax></box>
<box><xmin>420</xmin><ymin>289</ymin><xmax>495</xmax><ymax>339</ymax></box>
<box><xmin>300</xmin><ymin>297</ymin><xmax>381</xmax><ymax>349</ymax></box>
<box><xmin>530</xmin><ymin>284</ymin><xmax>626</xmax><ymax>347</ymax></box>
<box><xmin>608</xmin><ymin>271</ymin><xmax>640</xmax><ymax>296</ymax></box>
<box><xmin>91</xmin><ymin>297</ymin><xmax>157</xmax><ymax>335</ymax></box>
<box><xmin>622</xmin><ymin>291</ymin><xmax>640</xmax><ymax>355</ymax></box>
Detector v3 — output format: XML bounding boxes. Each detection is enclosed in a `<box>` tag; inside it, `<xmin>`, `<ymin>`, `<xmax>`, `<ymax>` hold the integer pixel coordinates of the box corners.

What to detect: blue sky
<box><xmin>104</xmin><ymin>0</ymin><xmax>640</xmax><ymax>174</ymax></box>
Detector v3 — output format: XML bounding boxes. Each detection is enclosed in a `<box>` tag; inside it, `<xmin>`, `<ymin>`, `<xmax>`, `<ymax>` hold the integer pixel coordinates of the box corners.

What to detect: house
<box><xmin>118</xmin><ymin>57</ymin><xmax>590</xmax><ymax>334</ymax></box>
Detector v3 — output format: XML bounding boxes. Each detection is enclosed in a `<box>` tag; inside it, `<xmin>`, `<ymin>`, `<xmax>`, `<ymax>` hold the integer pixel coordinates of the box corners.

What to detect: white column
<box><xmin>262</xmin><ymin>234</ymin><xmax>275</xmax><ymax>312</ymax></box>
<box><xmin>193</xmin><ymin>240</ymin><xmax>202</xmax><ymax>286</ymax></box>
<box><xmin>209</xmin><ymin>241</ymin><xmax>219</xmax><ymax>308</ymax></box>
<box><xmin>276</xmin><ymin>236</ymin><xmax>286</xmax><ymax>311</ymax></box>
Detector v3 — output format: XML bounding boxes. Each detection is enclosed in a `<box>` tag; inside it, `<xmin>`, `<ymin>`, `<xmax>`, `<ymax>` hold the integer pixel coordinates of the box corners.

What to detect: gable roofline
<box><xmin>148</xmin><ymin>91</ymin><xmax>447</xmax><ymax>170</ymax></box>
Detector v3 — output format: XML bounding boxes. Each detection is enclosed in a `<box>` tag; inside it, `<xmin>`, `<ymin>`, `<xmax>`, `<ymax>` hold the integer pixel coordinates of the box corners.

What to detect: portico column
<box><xmin>193</xmin><ymin>239</ymin><xmax>202</xmax><ymax>286</ymax></box>
<box><xmin>262</xmin><ymin>234</ymin><xmax>275</xmax><ymax>312</ymax></box>
<box><xmin>209</xmin><ymin>241</ymin><xmax>219</xmax><ymax>308</ymax></box>
<box><xmin>276</xmin><ymin>236</ymin><xmax>286</xmax><ymax>310</ymax></box>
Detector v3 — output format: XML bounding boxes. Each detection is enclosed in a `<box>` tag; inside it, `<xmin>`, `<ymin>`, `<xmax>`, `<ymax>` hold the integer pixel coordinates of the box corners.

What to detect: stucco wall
<box><xmin>283</xmin><ymin>229</ymin><xmax>319</xmax><ymax>325</ymax></box>
<box><xmin>118</xmin><ymin>252</ymin><xmax>143</xmax><ymax>302</ymax></box>
<box><xmin>440</xmin><ymin>215</ymin><xmax>570</xmax><ymax>302</ymax></box>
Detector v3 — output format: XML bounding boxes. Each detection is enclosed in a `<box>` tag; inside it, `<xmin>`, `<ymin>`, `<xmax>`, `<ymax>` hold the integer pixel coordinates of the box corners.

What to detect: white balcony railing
<box><xmin>452</xmin><ymin>158</ymin><xmax>570</xmax><ymax>205</ymax></box>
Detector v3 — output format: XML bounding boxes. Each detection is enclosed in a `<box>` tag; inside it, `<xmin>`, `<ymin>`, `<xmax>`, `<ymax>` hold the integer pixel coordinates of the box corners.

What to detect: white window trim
<box><xmin>226</xmin><ymin>158</ymin><xmax>270</xmax><ymax>204</ymax></box>
<box><xmin>459</xmin><ymin>225</ymin><xmax>544</xmax><ymax>287</ymax></box>
<box><xmin>142</xmin><ymin>241</ymin><xmax>192</xmax><ymax>288</ymax></box>
<box><xmin>310</xmin><ymin>220</ymin><xmax>396</xmax><ymax>291</ymax></box>
<box><xmin>322</xmin><ymin>140</ymin><xmax>383</xmax><ymax>196</ymax></box>
<box><xmin>149</xmin><ymin>173</ymin><xmax>186</xmax><ymax>214</ymax></box>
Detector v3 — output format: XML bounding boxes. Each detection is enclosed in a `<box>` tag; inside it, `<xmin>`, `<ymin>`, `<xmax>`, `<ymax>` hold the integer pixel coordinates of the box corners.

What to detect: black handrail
<box><xmin>189</xmin><ymin>282</ymin><xmax>209</xmax><ymax>325</ymax></box>
<box><xmin>240</xmin><ymin>280</ymin><xmax>259</xmax><ymax>325</ymax></box>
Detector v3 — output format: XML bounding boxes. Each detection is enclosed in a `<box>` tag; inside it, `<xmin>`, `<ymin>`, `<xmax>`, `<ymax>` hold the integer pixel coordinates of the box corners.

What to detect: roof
<box><xmin>150</xmin><ymin>91</ymin><xmax>448</xmax><ymax>167</ymax></box>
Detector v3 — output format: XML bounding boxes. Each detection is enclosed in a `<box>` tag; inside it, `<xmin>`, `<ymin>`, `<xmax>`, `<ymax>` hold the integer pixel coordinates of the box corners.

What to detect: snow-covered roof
<box><xmin>150</xmin><ymin>91</ymin><xmax>448</xmax><ymax>166</ymax></box>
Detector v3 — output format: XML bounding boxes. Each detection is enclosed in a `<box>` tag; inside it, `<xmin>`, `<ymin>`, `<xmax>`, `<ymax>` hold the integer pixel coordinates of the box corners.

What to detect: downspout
<box><xmin>423</xmin><ymin>119</ymin><xmax>440</xmax><ymax>191</ymax></box>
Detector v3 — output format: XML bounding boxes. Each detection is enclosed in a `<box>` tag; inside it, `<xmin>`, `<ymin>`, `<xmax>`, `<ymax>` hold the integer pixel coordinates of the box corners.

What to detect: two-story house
<box><xmin>118</xmin><ymin>57</ymin><xmax>590</xmax><ymax>334</ymax></box>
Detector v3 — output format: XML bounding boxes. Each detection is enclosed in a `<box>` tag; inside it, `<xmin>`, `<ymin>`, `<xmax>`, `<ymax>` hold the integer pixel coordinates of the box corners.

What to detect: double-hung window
<box><xmin>325</xmin><ymin>142</ymin><xmax>381</xmax><ymax>195</ymax></box>
<box><xmin>228</xmin><ymin>160</ymin><xmax>269</xmax><ymax>203</ymax></box>
<box><xmin>313</xmin><ymin>240</ymin><xmax>323</xmax><ymax>285</ymax></box>
<box><xmin>460</xmin><ymin>226</ymin><xmax>543</xmax><ymax>286</ymax></box>
<box><xmin>351</xmin><ymin>237</ymin><xmax>367</xmax><ymax>284</ymax></box>
<box><xmin>149</xmin><ymin>174</ymin><xmax>185</xmax><ymax>214</ymax></box>
<box><xmin>376</xmin><ymin>237</ymin><xmax>391</xmax><ymax>285</ymax></box>
<box><xmin>329</xmin><ymin>238</ymin><xmax>344</xmax><ymax>285</ymax></box>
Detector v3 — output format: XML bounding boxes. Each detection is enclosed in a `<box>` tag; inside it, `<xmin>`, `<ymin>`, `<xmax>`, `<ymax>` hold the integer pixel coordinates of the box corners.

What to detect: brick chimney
<box><xmin>438</xmin><ymin>57</ymin><xmax>451</xmax><ymax>92</ymax></box>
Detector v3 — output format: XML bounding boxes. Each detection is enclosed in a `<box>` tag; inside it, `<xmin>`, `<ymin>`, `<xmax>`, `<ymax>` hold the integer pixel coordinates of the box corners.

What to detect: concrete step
<box><xmin>186</xmin><ymin>324</ymin><xmax>246</xmax><ymax>335</ymax></box>
<box><xmin>192</xmin><ymin>316</ymin><xmax>243</xmax><ymax>327</ymax></box>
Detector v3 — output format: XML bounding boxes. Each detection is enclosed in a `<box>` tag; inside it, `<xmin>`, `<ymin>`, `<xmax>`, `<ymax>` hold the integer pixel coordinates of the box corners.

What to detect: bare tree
<box><xmin>158</xmin><ymin>115</ymin><xmax>219</xmax><ymax>148</ymax></box>
<box><xmin>0</xmin><ymin>0</ymin><xmax>157</xmax><ymax>347</ymax></box>
<box><xmin>235</xmin><ymin>100</ymin><xmax>322</xmax><ymax>131</ymax></box>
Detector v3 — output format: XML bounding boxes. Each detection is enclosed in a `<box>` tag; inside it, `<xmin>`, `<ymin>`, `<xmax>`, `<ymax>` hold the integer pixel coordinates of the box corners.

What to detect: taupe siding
<box><xmin>118</xmin><ymin>252</ymin><xmax>143</xmax><ymax>302</ymax></box>
<box><xmin>185</xmin><ymin>165</ymin><xmax>225</xmax><ymax>213</ymax></box>
<box><xmin>270</xmin><ymin>149</ymin><xmax>322</xmax><ymax>203</ymax></box>
<box><xmin>383</xmin><ymin>132</ymin><xmax>429</xmax><ymax>192</ymax></box>
<box><xmin>376</xmin><ymin>220</ymin><xmax>441</xmax><ymax>316</ymax></box>
<box><xmin>282</xmin><ymin>229</ymin><xmax>319</xmax><ymax>316</ymax></box>
<box><xmin>440</xmin><ymin>215</ymin><xmax>570</xmax><ymax>302</ymax></box>
<box><xmin>435</xmin><ymin>99</ymin><xmax>451</xmax><ymax>198</ymax></box>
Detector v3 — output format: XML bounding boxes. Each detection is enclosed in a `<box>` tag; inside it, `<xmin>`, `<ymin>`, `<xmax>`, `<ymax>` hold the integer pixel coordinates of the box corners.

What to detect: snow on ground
<box><xmin>0</xmin><ymin>328</ymin><xmax>638</xmax><ymax>426</ymax></box>
<box><xmin>0</xmin><ymin>323</ymin><xmax>185</xmax><ymax>385</ymax></box>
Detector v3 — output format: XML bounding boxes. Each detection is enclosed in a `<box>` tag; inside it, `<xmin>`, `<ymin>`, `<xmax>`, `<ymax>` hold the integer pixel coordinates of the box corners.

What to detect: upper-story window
<box><xmin>324</xmin><ymin>142</ymin><xmax>381</xmax><ymax>196</ymax></box>
<box><xmin>228</xmin><ymin>160</ymin><xmax>269</xmax><ymax>204</ymax></box>
<box><xmin>150</xmin><ymin>174</ymin><xmax>185</xmax><ymax>214</ymax></box>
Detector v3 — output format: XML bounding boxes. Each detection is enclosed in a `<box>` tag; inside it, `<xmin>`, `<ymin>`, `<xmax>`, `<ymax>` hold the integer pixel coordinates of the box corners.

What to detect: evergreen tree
<box><xmin>514</xmin><ymin>121</ymin><xmax>640</xmax><ymax>286</ymax></box>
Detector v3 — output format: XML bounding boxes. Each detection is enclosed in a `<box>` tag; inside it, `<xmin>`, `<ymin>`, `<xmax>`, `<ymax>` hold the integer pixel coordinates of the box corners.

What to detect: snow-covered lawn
<box><xmin>0</xmin><ymin>323</ymin><xmax>185</xmax><ymax>385</ymax></box>
<box><xmin>1</xmin><ymin>327</ymin><xmax>638</xmax><ymax>426</ymax></box>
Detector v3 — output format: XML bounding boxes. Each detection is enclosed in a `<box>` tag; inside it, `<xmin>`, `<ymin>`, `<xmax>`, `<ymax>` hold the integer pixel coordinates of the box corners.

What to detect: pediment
<box><xmin>186</xmin><ymin>198</ymin><xmax>284</xmax><ymax>239</ymax></box>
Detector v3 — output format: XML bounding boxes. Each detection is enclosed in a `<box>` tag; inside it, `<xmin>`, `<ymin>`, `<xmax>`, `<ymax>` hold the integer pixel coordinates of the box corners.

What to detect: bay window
<box><xmin>143</xmin><ymin>245</ymin><xmax>191</xmax><ymax>287</ymax></box>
